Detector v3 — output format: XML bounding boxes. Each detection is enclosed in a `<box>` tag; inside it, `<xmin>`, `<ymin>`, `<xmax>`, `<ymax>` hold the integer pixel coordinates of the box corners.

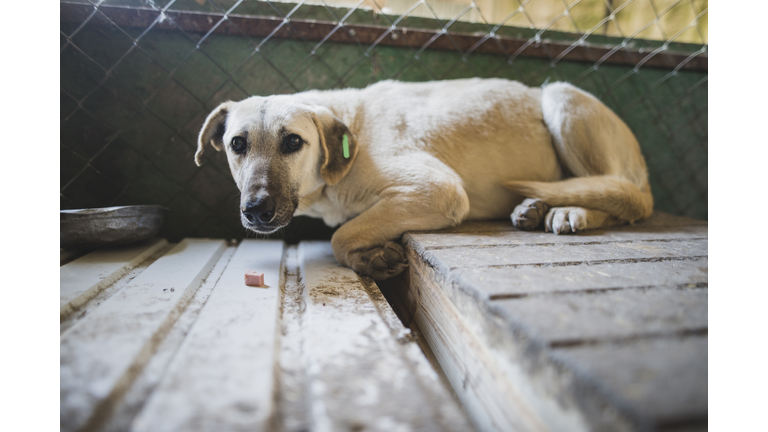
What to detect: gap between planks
<box><xmin>457</xmin><ymin>255</ymin><xmax>709</xmax><ymax>270</ymax></box>
<box><xmin>60</xmin><ymin>241</ymin><xmax>177</xmax><ymax>335</ymax></box>
<box><xmin>60</xmin><ymin>238</ymin><xmax>170</xmax><ymax>320</ymax></box>
<box><xmin>548</xmin><ymin>328</ymin><xmax>709</xmax><ymax>349</ymax></box>
<box><xmin>295</xmin><ymin>241</ymin><xmax>475</xmax><ymax>432</ymax></box>
<box><xmin>487</xmin><ymin>282</ymin><xmax>708</xmax><ymax>300</ymax></box>
<box><xmin>60</xmin><ymin>239</ymin><xmax>228</xmax><ymax>432</ymax></box>
<box><xmin>58</xmin><ymin>239</ymin><xmax>485</xmax><ymax>432</ymax></box>
<box><xmin>401</xmin><ymin>219</ymin><xmax>709</xmax><ymax>431</ymax></box>
<box><xmin>131</xmin><ymin>240</ymin><xmax>284</xmax><ymax>432</ymax></box>
<box><xmin>407</xmin><ymin>251</ymin><xmax>591</xmax><ymax>432</ymax></box>
<box><xmin>97</xmin><ymin>245</ymin><xmax>238</xmax><ymax>431</ymax></box>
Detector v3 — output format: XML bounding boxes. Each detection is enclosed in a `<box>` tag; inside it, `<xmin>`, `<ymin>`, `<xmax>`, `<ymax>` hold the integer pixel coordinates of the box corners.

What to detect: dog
<box><xmin>195</xmin><ymin>78</ymin><xmax>653</xmax><ymax>280</ymax></box>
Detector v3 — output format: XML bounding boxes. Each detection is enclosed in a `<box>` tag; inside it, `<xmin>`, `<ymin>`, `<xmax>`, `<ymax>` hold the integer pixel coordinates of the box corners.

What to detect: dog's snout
<box><xmin>242</xmin><ymin>197</ymin><xmax>276</xmax><ymax>224</ymax></box>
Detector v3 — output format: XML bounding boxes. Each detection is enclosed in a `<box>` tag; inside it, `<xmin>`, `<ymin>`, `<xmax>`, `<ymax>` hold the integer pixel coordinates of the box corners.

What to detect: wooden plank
<box><xmin>132</xmin><ymin>240</ymin><xmax>284</xmax><ymax>432</ymax></box>
<box><xmin>494</xmin><ymin>287</ymin><xmax>708</xmax><ymax>343</ymax></box>
<box><xmin>298</xmin><ymin>241</ymin><xmax>474</xmax><ymax>431</ymax></box>
<box><xmin>410</xmin><ymin>224</ymin><xmax>708</xmax><ymax>249</ymax></box>
<box><xmin>455</xmin><ymin>258</ymin><xmax>708</xmax><ymax>298</ymax></box>
<box><xmin>358</xmin><ymin>264</ymin><xmax>477</xmax><ymax>432</ymax></box>
<box><xmin>60</xmin><ymin>239</ymin><xmax>226</xmax><ymax>432</ymax></box>
<box><xmin>405</xmin><ymin>251</ymin><xmax>594</xmax><ymax>432</ymax></box>
<box><xmin>277</xmin><ymin>243</ymin><xmax>474</xmax><ymax>431</ymax></box>
<box><xmin>60</xmin><ymin>243</ymin><xmax>173</xmax><ymax>336</ymax></box>
<box><xmin>100</xmin><ymin>245</ymin><xmax>238</xmax><ymax>431</ymax></box>
<box><xmin>553</xmin><ymin>337</ymin><xmax>708</xmax><ymax>428</ymax></box>
<box><xmin>400</xmin><ymin>216</ymin><xmax>709</xmax><ymax>431</ymax></box>
<box><xmin>60</xmin><ymin>238</ymin><xmax>168</xmax><ymax>319</ymax></box>
<box><xmin>426</xmin><ymin>239</ymin><xmax>707</xmax><ymax>269</ymax></box>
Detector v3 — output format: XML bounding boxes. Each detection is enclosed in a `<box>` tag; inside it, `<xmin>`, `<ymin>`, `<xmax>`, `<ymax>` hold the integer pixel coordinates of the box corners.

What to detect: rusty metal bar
<box><xmin>60</xmin><ymin>2</ymin><xmax>706</xmax><ymax>73</ymax></box>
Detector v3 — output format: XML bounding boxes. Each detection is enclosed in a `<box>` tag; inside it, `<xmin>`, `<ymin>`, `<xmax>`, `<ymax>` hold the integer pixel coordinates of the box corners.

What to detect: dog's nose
<box><xmin>242</xmin><ymin>198</ymin><xmax>276</xmax><ymax>224</ymax></box>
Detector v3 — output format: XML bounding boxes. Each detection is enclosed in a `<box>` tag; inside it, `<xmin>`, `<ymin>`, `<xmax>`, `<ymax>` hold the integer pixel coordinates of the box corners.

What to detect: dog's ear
<box><xmin>195</xmin><ymin>102</ymin><xmax>231</xmax><ymax>166</ymax></box>
<box><xmin>312</xmin><ymin>108</ymin><xmax>359</xmax><ymax>185</ymax></box>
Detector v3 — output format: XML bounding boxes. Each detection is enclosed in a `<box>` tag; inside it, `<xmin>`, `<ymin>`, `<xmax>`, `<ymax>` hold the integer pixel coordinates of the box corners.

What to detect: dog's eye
<box><xmin>231</xmin><ymin>137</ymin><xmax>247</xmax><ymax>154</ymax></box>
<box><xmin>282</xmin><ymin>134</ymin><xmax>303</xmax><ymax>153</ymax></box>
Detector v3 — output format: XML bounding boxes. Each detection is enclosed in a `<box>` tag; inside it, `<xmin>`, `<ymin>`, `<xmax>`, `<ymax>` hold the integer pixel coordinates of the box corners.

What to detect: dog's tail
<box><xmin>502</xmin><ymin>175</ymin><xmax>653</xmax><ymax>223</ymax></box>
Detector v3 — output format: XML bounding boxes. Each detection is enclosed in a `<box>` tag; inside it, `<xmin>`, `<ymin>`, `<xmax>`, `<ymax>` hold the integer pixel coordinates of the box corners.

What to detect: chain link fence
<box><xmin>60</xmin><ymin>0</ymin><xmax>708</xmax><ymax>242</ymax></box>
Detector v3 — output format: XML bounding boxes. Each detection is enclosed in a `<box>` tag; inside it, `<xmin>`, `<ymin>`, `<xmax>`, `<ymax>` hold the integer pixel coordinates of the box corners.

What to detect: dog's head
<box><xmin>195</xmin><ymin>96</ymin><xmax>358</xmax><ymax>234</ymax></box>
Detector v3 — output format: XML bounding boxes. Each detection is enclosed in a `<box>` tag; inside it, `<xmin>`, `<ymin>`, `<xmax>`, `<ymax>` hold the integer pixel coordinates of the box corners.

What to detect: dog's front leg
<box><xmin>331</xmin><ymin>190</ymin><xmax>468</xmax><ymax>280</ymax></box>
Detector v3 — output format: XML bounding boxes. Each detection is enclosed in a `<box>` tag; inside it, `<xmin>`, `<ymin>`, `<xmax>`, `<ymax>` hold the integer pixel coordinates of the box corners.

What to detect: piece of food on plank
<box><xmin>244</xmin><ymin>270</ymin><xmax>265</xmax><ymax>287</ymax></box>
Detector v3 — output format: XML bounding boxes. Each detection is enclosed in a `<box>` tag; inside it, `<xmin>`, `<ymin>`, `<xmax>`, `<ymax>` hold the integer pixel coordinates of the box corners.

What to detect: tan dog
<box><xmin>195</xmin><ymin>78</ymin><xmax>653</xmax><ymax>279</ymax></box>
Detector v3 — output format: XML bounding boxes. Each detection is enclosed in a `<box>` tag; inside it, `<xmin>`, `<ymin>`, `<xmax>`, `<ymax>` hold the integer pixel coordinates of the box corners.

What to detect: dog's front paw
<box><xmin>511</xmin><ymin>198</ymin><xmax>550</xmax><ymax>230</ymax></box>
<box><xmin>353</xmin><ymin>242</ymin><xmax>408</xmax><ymax>280</ymax></box>
<box><xmin>545</xmin><ymin>207</ymin><xmax>587</xmax><ymax>234</ymax></box>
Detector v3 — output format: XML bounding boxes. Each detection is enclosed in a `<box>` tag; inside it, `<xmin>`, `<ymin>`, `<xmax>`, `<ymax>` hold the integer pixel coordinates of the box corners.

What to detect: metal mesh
<box><xmin>60</xmin><ymin>0</ymin><xmax>708</xmax><ymax>242</ymax></box>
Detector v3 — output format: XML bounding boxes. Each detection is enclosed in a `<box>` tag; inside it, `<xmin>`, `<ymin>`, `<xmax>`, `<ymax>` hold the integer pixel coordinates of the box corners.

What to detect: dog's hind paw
<box><xmin>355</xmin><ymin>242</ymin><xmax>409</xmax><ymax>280</ymax></box>
<box><xmin>545</xmin><ymin>207</ymin><xmax>588</xmax><ymax>234</ymax></box>
<box><xmin>511</xmin><ymin>198</ymin><xmax>550</xmax><ymax>231</ymax></box>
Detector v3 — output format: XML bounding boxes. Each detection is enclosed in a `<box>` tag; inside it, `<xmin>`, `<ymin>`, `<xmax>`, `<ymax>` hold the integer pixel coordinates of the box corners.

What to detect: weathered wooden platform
<box><xmin>60</xmin><ymin>240</ymin><xmax>472</xmax><ymax>432</ymax></box>
<box><xmin>379</xmin><ymin>212</ymin><xmax>708</xmax><ymax>432</ymax></box>
<box><xmin>61</xmin><ymin>212</ymin><xmax>707</xmax><ymax>432</ymax></box>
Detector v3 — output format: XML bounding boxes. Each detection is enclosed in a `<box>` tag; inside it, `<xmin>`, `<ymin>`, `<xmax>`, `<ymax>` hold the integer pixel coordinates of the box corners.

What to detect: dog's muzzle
<box><xmin>241</xmin><ymin>197</ymin><xmax>284</xmax><ymax>233</ymax></box>
<box><xmin>242</xmin><ymin>197</ymin><xmax>275</xmax><ymax>225</ymax></box>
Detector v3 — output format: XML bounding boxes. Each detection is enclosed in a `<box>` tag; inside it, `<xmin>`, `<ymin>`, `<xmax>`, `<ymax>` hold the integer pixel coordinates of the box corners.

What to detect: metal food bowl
<box><xmin>60</xmin><ymin>205</ymin><xmax>169</xmax><ymax>250</ymax></box>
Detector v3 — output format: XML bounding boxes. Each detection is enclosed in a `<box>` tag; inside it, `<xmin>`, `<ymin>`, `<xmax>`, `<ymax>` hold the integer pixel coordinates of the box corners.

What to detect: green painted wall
<box><xmin>60</xmin><ymin>1</ymin><xmax>707</xmax><ymax>242</ymax></box>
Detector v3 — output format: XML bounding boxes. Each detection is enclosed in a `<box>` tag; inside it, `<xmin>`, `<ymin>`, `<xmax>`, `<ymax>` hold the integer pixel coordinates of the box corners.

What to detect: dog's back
<box><xmin>333</xmin><ymin>79</ymin><xmax>565</xmax><ymax>219</ymax></box>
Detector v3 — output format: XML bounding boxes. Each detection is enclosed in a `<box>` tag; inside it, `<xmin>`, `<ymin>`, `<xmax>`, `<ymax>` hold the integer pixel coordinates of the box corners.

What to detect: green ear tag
<box><xmin>342</xmin><ymin>134</ymin><xmax>350</xmax><ymax>159</ymax></box>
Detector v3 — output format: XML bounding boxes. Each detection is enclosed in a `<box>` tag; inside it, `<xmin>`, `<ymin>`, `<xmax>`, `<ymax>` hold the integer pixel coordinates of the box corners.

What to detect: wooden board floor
<box><xmin>385</xmin><ymin>212</ymin><xmax>708</xmax><ymax>432</ymax></box>
<box><xmin>61</xmin><ymin>212</ymin><xmax>707</xmax><ymax>432</ymax></box>
<box><xmin>60</xmin><ymin>240</ymin><xmax>473</xmax><ymax>432</ymax></box>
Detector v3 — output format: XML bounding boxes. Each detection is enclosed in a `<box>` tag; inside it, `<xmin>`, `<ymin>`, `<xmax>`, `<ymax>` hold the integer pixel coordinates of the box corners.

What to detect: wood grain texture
<box><xmin>133</xmin><ymin>240</ymin><xmax>284</xmax><ymax>432</ymax></box>
<box><xmin>299</xmin><ymin>241</ymin><xmax>473</xmax><ymax>432</ymax></box>
<box><xmin>401</xmin><ymin>212</ymin><xmax>708</xmax><ymax>432</ymax></box>
<box><xmin>454</xmin><ymin>258</ymin><xmax>707</xmax><ymax>298</ymax></box>
<box><xmin>406</xmin><ymin>250</ymin><xmax>596</xmax><ymax>432</ymax></box>
<box><xmin>553</xmin><ymin>337</ymin><xmax>708</xmax><ymax>426</ymax></box>
<box><xmin>359</xmin><ymin>269</ymin><xmax>476</xmax><ymax>432</ymax></box>
<box><xmin>60</xmin><ymin>239</ymin><xmax>226</xmax><ymax>432</ymax></box>
<box><xmin>60</xmin><ymin>238</ymin><xmax>168</xmax><ymax>319</ymax></box>
<box><xmin>101</xmin><ymin>245</ymin><xmax>238</xmax><ymax>432</ymax></box>
<box><xmin>427</xmin><ymin>239</ymin><xmax>707</xmax><ymax>269</ymax></box>
<box><xmin>495</xmin><ymin>287</ymin><xmax>708</xmax><ymax>343</ymax></box>
<box><xmin>60</xmin><ymin>238</ymin><xmax>472</xmax><ymax>431</ymax></box>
